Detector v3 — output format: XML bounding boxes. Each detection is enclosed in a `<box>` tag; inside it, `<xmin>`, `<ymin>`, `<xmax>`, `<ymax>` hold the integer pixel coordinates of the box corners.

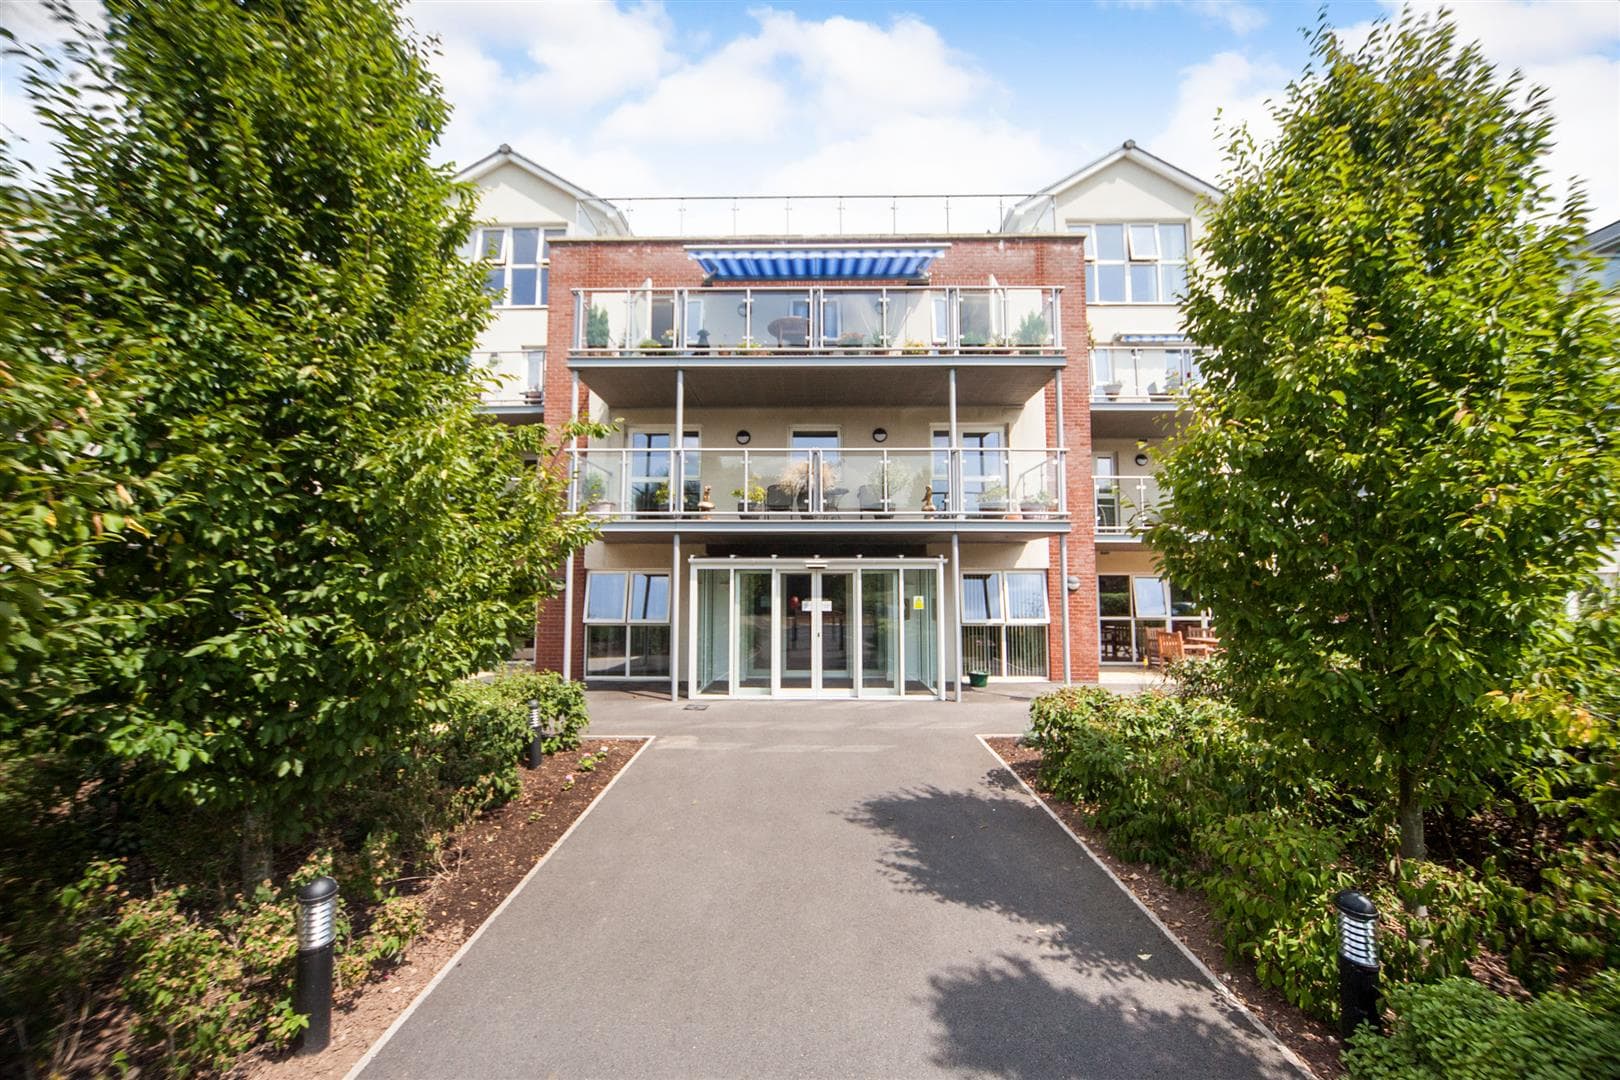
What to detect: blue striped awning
<box><xmin>685</xmin><ymin>244</ymin><xmax>947</xmax><ymax>280</ymax></box>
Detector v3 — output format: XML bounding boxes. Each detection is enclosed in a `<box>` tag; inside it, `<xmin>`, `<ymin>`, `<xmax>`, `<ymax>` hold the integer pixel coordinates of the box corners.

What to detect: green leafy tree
<box><xmin>8</xmin><ymin>0</ymin><xmax>598</xmax><ymax>887</ymax></box>
<box><xmin>1149</xmin><ymin>11</ymin><xmax>1620</xmax><ymax>862</ymax></box>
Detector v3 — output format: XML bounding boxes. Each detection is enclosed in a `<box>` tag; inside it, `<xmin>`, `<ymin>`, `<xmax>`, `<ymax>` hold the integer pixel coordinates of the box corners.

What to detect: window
<box><xmin>474</xmin><ymin>225</ymin><xmax>566</xmax><ymax>307</ymax></box>
<box><xmin>961</xmin><ymin>571</ymin><xmax>1048</xmax><ymax>679</ymax></box>
<box><xmin>1097</xmin><ymin>574</ymin><xmax>1210</xmax><ymax>663</ymax></box>
<box><xmin>584</xmin><ymin>571</ymin><xmax>671</xmax><ymax>678</ymax></box>
<box><xmin>629</xmin><ymin>429</ymin><xmax>700</xmax><ymax>513</ymax></box>
<box><xmin>932</xmin><ymin>428</ymin><xmax>1006</xmax><ymax>512</ymax></box>
<box><xmin>1069</xmin><ymin>220</ymin><xmax>1189</xmax><ymax>305</ymax></box>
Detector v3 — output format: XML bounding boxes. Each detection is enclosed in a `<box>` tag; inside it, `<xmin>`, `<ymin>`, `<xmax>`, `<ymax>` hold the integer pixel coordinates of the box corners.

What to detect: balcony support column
<box><xmin>671</xmin><ymin>368</ymin><xmax>684</xmax><ymax>515</ymax></box>
<box><xmin>671</xmin><ymin>532</ymin><xmax>682</xmax><ymax>701</ymax></box>
<box><xmin>948</xmin><ymin>367</ymin><xmax>959</xmax><ymax>516</ymax></box>
<box><xmin>562</xmin><ymin>371</ymin><xmax>581</xmax><ymax>680</ymax></box>
<box><xmin>951</xmin><ymin>531</ymin><xmax>963</xmax><ymax>703</ymax></box>
<box><xmin>1056</xmin><ymin>364</ymin><xmax>1070</xmax><ymax>685</ymax></box>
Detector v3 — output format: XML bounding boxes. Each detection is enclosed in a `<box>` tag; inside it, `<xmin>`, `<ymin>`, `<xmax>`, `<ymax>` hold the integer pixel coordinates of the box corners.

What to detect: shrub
<box><xmin>482</xmin><ymin>670</ymin><xmax>591</xmax><ymax>754</ymax></box>
<box><xmin>1032</xmin><ymin>688</ymin><xmax>1298</xmax><ymax>871</ymax></box>
<box><xmin>1161</xmin><ymin>655</ymin><xmax>1232</xmax><ymax>701</ymax></box>
<box><xmin>1344</xmin><ymin>970</ymin><xmax>1620</xmax><ymax>1080</ymax></box>
<box><xmin>1196</xmin><ymin>811</ymin><xmax>1354</xmax><ymax>1017</ymax></box>
<box><xmin>1372</xmin><ymin>860</ymin><xmax>1500</xmax><ymax>989</ymax></box>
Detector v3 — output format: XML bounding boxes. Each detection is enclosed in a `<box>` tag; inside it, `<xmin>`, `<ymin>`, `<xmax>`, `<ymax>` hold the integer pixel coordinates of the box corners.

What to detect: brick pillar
<box><xmin>1046</xmin><ymin>265</ymin><xmax>1099</xmax><ymax>684</ymax></box>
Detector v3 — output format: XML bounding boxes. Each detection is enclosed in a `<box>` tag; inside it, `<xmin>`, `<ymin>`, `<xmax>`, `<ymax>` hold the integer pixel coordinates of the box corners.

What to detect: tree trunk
<box><xmin>1397</xmin><ymin>764</ymin><xmax>1430</xmax><ymax>944</ymax></box>
<box><xmin>1396</xmin><ymin>764</ymin><xmax>1426</xmax><ymax>863</ymax></box>
<box><xmin>240</xmin><ymin>804</ymin><xmax>272</xmax><ymax>895</ymax></box>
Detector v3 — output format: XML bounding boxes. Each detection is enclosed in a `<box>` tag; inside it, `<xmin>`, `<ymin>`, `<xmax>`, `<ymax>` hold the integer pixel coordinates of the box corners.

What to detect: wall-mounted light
<box><xmin>1065</xmin><ymin>576</ymin><xmax>1082</xmax><ymax>592</ymax></box>
<box><xmin>736</xmin><ymin>430</ymin><xmax>751</xmax><ymax>445</ymax></box>
<box><xmin>872</xmin><ymin>427</ymin><xmax>888</xmax><ymax>443</ymax></box>
<box><xmin>1134</xmin><ymin>452</ymin><xmax>1149</xmax><ymax>467</ymax></box>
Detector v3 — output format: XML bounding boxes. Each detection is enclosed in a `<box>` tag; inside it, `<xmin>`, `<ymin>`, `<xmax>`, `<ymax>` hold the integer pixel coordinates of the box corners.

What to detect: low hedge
<box><xmin>1344</xmin><ymin>971</ymin><xmax>1620</xmax><ymax>1079</ymax></box>
<box><xmin>1024</xmin><ymin>680</ymin><xmax>1618</xmax><ymax>1034</ymax></box>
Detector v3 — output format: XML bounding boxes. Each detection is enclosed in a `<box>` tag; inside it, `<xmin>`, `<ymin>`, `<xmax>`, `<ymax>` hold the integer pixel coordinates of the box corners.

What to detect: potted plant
<box><xmin>1101</xmin><ymin>379</ymin><xmax>1124</xmax><ymax>400</ymax></box>
<box><xmin>586</xmin><ymin>305</ymin><xmax>611</xmax><ymax>349</ymax></box>
<box><xmin>638</xmin><ymin>337</ymin><xmax>667</xmax><ymax>351</ymax></box>
<box><xmin>967</xmin><ymin>670</ymin><xmax>989</xmax><ymax>689</ymax></box>
<box><xmin>1020</xmin><ymin>490</ymin><xmax>1058</xmax><ymax>520</ymax></box>
<box><xmin>902</xmin><ymin>339</ymin><xmax>929</xmax><ymax>355</ymax></box>
<box><xmin>778</xmin><ymin>459</ymin><xmax>838</xmax><ymax>514</ymax></box>
<box><xmin>580</xmin><ymin>473</ymin><xmax>614</xmax><ymax>515</ymax></box>
<box><xmin>836</xmin><ymin>330</ymin><xmax>866</xmax><ymax>350</ymax></box>
<box><xmin>733</xmin><ymin>483</ymin><xmax>766</xmax><ymax>518</ymax></box>
<box><xmin>977</xmin><ymin>483</ymin><xmax>1009</xmax><ymax>516</ymax></box>
<box><xmin>1014</xmin><ymin>311</ymin><xmax>1049</xmax><ymax>353</ymax></box>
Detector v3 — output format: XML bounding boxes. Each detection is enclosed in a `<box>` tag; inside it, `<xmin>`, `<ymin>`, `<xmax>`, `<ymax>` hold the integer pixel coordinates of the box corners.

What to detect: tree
<box><xmin>8</xmin><ymin>0</ymin><xmax>598</xmax><ymax>887</ymax></box>
<box><xmin>1148</xmin><ymin>11</ymin><xmax>1620</xmax><ymax>862</ymax></box>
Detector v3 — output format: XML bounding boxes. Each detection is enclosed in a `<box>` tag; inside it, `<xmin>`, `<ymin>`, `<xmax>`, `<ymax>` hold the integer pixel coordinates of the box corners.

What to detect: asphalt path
<box><xmin>355</xmin><ymin>691</ymin><xmax>1305</xmax><ymax>1080</ymax></box>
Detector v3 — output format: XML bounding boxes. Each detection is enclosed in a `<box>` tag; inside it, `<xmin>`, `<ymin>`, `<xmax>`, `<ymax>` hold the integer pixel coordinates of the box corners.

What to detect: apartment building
<box><xmin>463</xmin><ymin>141</ymin><xmax>1218</xmax><ymax>696</ymax></box>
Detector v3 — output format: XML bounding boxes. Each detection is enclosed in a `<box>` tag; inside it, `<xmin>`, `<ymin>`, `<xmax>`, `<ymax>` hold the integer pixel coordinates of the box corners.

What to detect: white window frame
<box><xmin>1067</xmin><ymin>219</ymin><xmax>1189</xmax><ymax>306</ymax></box>
<box><xmin>477</xmin><ymin>224</ymin><xmax>567</xmax><ymax>309</ymax></box>
<box><xmin>628</xmin><ymin>426</ymin><xmax>701</xmax><ymax>513</ymax></box>
<box><xmin>961</xmin><ymin>570</ymin><xmax>1050</xmax><ymax>679</ymax></box>
<box><xmin>931</xmin><ymin>425</ymin><xmax>1007</xmax><ymax>513</ymax></box>
<box><xmin>584</xmin><ymin>570</ymin><xmax>672</xmax><ymax>680</ymax></box>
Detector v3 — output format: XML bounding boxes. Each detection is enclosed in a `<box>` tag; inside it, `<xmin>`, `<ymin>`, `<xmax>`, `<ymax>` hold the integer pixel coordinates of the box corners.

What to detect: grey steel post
<box><xmin>294</xmin><ymin>877</ymin><xmax>338</xmax><ymax>1055</ymax></box>
<box><xmin>1055</xmin><ymin>366</ymin><xmax>1070</xmax><ymax>684</ymax></box>
<box><xmin>951</xmin><ymin>531</ymin><xmax>963</xmax><ymax>702</ymax></box>
<box><xmin>671</xmin><ymin>532</ymin><xmax>682</xmax><ymax>700</ymax></box>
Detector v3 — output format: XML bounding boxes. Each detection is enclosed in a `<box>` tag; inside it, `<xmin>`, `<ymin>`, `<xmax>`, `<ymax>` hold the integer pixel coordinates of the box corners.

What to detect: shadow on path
<box><xmin>845</xmin><ymin>782</ymin><xmax>1208</xmax><ymax>991</ymax></box>
<box><xmin>925</xmin><ymin>954</ymin><xmax>1298</xmax><ymax>1080</ymax></box>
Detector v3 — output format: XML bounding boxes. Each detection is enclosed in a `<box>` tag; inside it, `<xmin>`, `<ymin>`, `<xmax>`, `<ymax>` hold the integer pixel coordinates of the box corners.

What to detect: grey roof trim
<box><xmin>1586</xmin><ymin>219</ymin><xmax>1620</xmax><ymax>253</ymax></box>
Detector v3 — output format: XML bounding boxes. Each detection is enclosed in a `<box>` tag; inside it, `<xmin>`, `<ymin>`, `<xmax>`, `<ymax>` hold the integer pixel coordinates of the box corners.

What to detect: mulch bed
<box><xmin>237</xmin><ymin>737</ymin><xmax>646</xmax><ymax>1080</ymax></box>
<box><xmin>985</xmin><ymin>737</ymin><xmax>1344</xmax><ymax>1080</ymax></box>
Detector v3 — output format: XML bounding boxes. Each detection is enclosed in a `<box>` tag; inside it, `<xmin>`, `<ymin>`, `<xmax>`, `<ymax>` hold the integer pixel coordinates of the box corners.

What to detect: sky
<box><xmin>3</xmin><ymin>1</ymin><xmax>1618</xmax><ymax>224</ymax></box>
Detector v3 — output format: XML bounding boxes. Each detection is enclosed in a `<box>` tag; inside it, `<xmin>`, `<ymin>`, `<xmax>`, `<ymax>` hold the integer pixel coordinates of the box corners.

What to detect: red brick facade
<box><xmin>536</xmin><ymin>234</ymin><xmax>1099</xmax><ymax>686</ymax></box>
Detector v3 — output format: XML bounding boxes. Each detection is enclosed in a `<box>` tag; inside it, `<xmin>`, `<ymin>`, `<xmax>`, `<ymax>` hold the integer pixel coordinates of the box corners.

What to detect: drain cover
<box><xmin>683</xmin><ymin>704</ymin><xmax>709</xmax><ymax>711</ymax></box>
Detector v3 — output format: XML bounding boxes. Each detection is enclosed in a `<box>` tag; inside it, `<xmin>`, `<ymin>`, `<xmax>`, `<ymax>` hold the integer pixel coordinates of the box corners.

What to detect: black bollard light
<box><xmin>527</xmin><ymin>697</ymin><xmax>544</xmax><ymax>769</ymax></box>
<box><xmin>1334</xmin><ymin>888</ymin><xmax>1381</xmax><ymax>1040</ymax></box>
<box><xmin>295</xmin><ymin>876</ymin><xmax>339</xmax><ymax>1055</ymax></box>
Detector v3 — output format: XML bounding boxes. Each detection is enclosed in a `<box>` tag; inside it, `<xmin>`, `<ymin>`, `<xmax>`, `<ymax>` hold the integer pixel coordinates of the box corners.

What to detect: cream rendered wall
<box><xmin>468</xmin><ymin>161</ymin><xmax>584</xmax><ymax>358</ymax></box>
<box><xmin>1051</xmin><ymin>156</ymin><xmax>1209</xmax><ymax>344</ymax></box>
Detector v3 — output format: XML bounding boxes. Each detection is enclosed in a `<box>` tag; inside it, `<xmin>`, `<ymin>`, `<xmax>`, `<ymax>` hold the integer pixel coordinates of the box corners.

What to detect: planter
<box><xmin>967</xmin><ymin>671</ymin><xmax>989</xmax><ymax>689</ymax></box>
<box><xmin>1020</xmin><ymin>502</ymin><xmax>1047</xmax><ymax>519</ymax></box>
<box><xmin>588</xmin><ymin>500</ymin><xmax>616</xmax><ymax>515</ymax></box>
<box><xmin>1102</xmin><ymin>381</ymin><xmax>1123</xmax><ymax>400</ymax></box>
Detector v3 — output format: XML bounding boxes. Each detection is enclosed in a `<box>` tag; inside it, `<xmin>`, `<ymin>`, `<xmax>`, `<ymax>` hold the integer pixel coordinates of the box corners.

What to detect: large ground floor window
<box><xmin>1097</xmin><ymin>574</ymin><xmax>1208</xmax><ymax>663</ymax></box>
<box><xmin>962</xmin><ymin>570</ymin><xmax>1049</xmax><ymax>678</ymax></box>
<box><xmin>585</xmin><ymin>571</ymin><xmax>671</xmax><ymax>677</ymax></box>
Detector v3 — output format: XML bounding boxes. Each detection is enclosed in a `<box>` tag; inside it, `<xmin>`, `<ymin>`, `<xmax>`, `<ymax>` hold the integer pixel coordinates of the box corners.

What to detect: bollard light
<box><xmin>527</xmin><ymin>697</ymin><xmax>543</xmax><ymax>769</ymax></box>
<box><xmin>1334</xmin><ymin>888</ymin><xmax>1381</xmax><ymax>1040</ymax></box>
<box><xmin>295</xmin><ymin>876</ymin><xmax>339</xmax><ymax>1055</ymax></box>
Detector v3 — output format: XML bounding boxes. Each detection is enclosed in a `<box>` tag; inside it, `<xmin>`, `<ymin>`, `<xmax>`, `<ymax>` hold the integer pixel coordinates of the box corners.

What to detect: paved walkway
<box><xmin>356</xmin><ymin>691</ymin><xmax>1304</xmax><ymax>1079</ymax></box>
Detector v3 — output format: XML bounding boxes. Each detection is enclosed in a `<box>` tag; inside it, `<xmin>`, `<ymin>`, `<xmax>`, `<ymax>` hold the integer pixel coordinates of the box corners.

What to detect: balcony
<box><xmin>473</xmin><ymin>349</ymin><xmax>544</xmax><ymax>416</ymax></box>
<box><xmin>575</xmin><ymin>286</ymin><xmax>1061</xmax><ymax>355</ymax></box>
<box><xmin>570</xmin><ymin>286</ymin><xmax>1066</xmax><ymax>409</ymax></box>
<box><xmin>1090</xmin><ymin>345</ymin><xmax>1203</xmax><ymax>438</ymax></box>
<box><xmin>571</xmin><ymin>446</ymin><xmax>1069</xmax><ymax>541</ymax></box>
<box><xmin>1095</xmin><ymin>475</ymin><xmax>1162</xmax><ymax>541</ymax></box>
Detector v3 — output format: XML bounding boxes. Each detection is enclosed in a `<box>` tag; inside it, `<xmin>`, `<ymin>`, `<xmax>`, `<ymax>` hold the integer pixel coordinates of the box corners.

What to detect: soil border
<box><xmin>978</xmin><ymin>734</ymin><xmax>1325</xmax><ymax>1080</ymax></box>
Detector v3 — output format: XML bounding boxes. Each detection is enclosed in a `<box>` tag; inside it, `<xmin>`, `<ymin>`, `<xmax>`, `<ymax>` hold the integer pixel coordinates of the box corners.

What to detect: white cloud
<box><xmin>1150</xmin><ymin>50</ymin><xmax>1288</xmax><ymax>186</ymax></box>
<box><xmin>1151</xmin><ymin>1</ymin><xmax>1620</xmax><ymax>222</ymax></box>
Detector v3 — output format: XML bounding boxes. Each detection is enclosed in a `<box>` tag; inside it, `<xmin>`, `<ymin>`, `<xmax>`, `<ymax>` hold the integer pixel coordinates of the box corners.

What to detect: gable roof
<box><xmin>454</xmin><ymin>145</ymin><xmax>631</xmax><ymax>236</ymax></box>
<box><xmin>1001</xmin><ymin>140</ymin><xmax>1221</xmax><ymax>232</ymax></box>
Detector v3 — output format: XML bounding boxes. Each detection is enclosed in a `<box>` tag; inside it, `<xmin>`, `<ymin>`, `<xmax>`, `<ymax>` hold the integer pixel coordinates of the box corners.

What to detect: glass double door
<box><xmin>779</xmin><ymin>571</ymin><xmax>851</xmax><ymax>692</ymax></box>
<box><xmin>693</xmin><ymin>561</ymin><xmax>941</xmax><ymax>698</ymax></box>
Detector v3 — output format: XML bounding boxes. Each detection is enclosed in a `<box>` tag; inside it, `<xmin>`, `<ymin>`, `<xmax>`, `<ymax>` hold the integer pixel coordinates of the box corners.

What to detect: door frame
<box><xmin>687</xmin><ymin>556</ymin><xmax>946</xmax><ymax>700</ymax></box>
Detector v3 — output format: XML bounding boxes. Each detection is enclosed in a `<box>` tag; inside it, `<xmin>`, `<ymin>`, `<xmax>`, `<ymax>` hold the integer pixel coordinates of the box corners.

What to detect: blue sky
<box><xmin>403</xmin><ymin>0</ymin><xmax>1618</xmax><ymax>222</ymax></box>
<box><xmin>4</xmin><ymin>1</ymin><xmax>1618</xmax><ymax>222</ymax></box>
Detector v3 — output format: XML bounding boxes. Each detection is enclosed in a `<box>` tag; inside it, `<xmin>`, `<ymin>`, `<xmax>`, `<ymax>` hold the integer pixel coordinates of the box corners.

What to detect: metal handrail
<box><xmin>577</xmin><ymin>192</ymin><xmax>1058</xmax><ymax>237</ymax></box>
<box><xmin>569</xmin><ymin>446</ymin><xmax>1069</xmax><ymax>520</ymax></box>
<box><xmin>573</xmin><ymin>285</ymin><xmax>1063</xmax><ymax>354</ymax></box>
<box><xmin>1094</xmin><ymin>474</ymin><xmax>1161</xmax><ymax>534</ymax></box>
